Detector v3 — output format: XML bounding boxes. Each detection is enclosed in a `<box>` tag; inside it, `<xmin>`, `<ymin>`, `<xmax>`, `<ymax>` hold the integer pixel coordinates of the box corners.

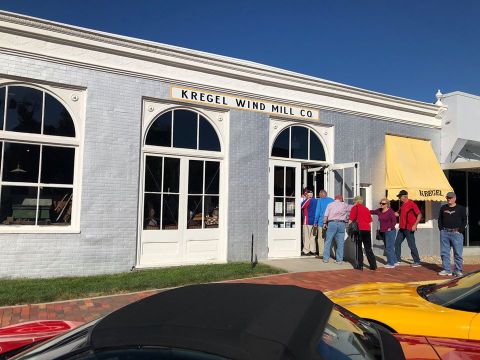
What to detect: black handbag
<box><xmin>347</xmin><ymin>206</ymin><xmax>360</xmax><ymax>236</ymax></box>
<box><xmin>376</xmin><ymin>230</ymin><xmax>384</xmax><ymax>241</ymax></box>
<box><xmin>312</xmin><ymin>226</ymin><xmax>318</xmax><ymax>237</ymax></box>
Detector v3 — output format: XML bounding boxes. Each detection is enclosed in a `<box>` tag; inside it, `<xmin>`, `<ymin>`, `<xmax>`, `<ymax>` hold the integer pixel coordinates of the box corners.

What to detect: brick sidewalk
<box><xmin>1</xmin><ymin>263</ymin><xmax>479</xmax><ymax>328</ymax></box>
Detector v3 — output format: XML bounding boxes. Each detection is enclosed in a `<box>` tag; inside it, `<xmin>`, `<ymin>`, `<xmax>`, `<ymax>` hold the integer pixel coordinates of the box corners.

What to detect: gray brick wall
<box><xmin>0</xmin><ymin>51</ymin><xmax>444</xmax><ymax>278</ymax></box>
<box><xmin>227</xmin><ymin>110</ymin><xmax>269</xmax><ymax>261</ymax></box>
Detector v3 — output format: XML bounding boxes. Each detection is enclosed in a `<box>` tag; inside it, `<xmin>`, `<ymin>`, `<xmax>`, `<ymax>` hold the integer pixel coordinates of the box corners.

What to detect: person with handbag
<box><xmin>348</xmin><ymin>196</ymin><xmax>377</xmax><ymax>271</ymax></box>
<box><xmin>370</xmin><ymin>198</ymin><xmax>398</xmax><ymax>268</ymax></box>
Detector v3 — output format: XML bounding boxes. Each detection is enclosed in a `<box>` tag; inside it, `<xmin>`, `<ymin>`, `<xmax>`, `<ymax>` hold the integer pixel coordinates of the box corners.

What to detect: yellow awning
<box><xmin>385</xmin><ymin>135</ymin><xmax>453</xmax><ymax>201</ymax></box>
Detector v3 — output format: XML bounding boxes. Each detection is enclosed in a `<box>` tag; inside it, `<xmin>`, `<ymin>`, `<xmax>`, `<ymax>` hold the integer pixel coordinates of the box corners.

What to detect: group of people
<box><xmin>300</xmin><ymin>188</ymin><xmax>467</xmax><ymax>275</ymax></box>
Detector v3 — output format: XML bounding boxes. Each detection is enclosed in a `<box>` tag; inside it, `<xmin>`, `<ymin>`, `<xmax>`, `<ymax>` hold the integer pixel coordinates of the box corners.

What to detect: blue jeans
<box><xmin>440</xmin><ymin>230</ymin><xmax>463</xmax><ymax>273</ymax></box>
<box><xmin>324</xmin><ymin>221</ymin><xmax>345</xmax><ymax>262</ymax></box>
<box><xmin>384</xmin><ymin>230</ymin><xmax>397</xmax><ymax>266</ymax></box>
<box><xmin>395</xmin><ymin>229</ymin><xmax>420</xmax><ymax>264</ymax></box>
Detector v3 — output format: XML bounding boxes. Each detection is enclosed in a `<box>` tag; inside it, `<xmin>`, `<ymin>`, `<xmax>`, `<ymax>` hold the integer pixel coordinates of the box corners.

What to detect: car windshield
<box><xmin>418</xmin><ymin>270</ymin><xmax>480</xmax><ymax>312</ymax></box>
<box><xmin>316</xmin><ymin>305</ymin><xmax>383</xmax><ymax>360</ymax></box>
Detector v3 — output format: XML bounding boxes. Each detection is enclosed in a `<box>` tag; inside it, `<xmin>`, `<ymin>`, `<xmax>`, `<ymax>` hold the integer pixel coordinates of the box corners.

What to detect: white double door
<box><xmin>268</xmin><ymin>160</ymin><xmax>359</xmax><ymax>258</ymax></box>
<box><xmin>139</xmin><ymin>154</ymin><xmax>222</xmax><ymax>266</ymax></box>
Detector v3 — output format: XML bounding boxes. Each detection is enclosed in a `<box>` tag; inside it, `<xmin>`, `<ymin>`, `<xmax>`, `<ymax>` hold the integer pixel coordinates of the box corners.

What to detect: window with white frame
<box><xmin>143</xmin><ymin>109</ymin><xmax>221</xmax><ymax>231</ymax></box>
<box><xmin>0</xmin><ymin>85</ymin><xmax>77</xmax><ymax>227</ymax></box>
<box><xmin>146</xmin><ymin>109</ymin><xmax>220</xmax><ymax>151</ymax></box>
<box><xmin>272</xmin><ymin>125</ymin><xmax>326</xmax><ymax>161</ymax></box>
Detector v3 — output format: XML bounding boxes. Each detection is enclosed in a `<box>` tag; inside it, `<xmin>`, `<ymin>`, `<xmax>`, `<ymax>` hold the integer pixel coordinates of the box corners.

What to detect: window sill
<box><xmin>0</xmin><ymin>226</ymin><xmax>80</xmax><ymax>234</ymax></box>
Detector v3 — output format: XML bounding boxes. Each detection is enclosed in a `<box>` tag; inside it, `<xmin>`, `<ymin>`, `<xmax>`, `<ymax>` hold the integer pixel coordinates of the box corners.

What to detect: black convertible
<box><xmin>11</xmin><ymin>283</ymin><xmax>404</xmax><ymax>360</ymax></box>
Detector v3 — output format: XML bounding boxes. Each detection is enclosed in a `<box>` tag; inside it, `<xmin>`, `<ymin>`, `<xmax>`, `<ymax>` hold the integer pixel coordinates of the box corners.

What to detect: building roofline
<box><xmin>0</xmin><ymin>10</ymin><xmax>441</xmax><ymax>119</ymax></box>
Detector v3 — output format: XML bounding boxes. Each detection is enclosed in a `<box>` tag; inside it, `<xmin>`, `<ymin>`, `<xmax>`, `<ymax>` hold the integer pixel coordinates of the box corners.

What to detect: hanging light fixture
<box><xmin>10</xmin><ymin>163</ymin><xmax>26</xmax><ymax>173</ymax></box>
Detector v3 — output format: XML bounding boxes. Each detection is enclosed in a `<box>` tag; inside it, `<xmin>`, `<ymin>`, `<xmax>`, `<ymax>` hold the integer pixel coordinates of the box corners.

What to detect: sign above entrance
<box><xmin>171</xmin><ymin>87</ymin><xmax>319</xmax><ymax>121</ymax></box>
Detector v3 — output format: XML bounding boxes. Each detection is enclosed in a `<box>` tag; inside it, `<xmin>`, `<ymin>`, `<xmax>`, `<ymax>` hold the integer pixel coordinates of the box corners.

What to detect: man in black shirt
<box><xmin>437</xmin><ymin>191</ymin><xmax>467</xmax><ymax>277</ymax></box>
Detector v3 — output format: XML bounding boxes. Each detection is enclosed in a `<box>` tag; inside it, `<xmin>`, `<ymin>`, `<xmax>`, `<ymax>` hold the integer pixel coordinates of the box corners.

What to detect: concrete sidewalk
<box><xmin>1</xmin><ymin>260</ymin><xmax>479</xmax><ymax>328</ymax></box>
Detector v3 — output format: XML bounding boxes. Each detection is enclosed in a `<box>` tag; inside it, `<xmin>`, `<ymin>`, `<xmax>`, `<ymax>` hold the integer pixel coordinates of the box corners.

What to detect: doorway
<box><xmin>447</xmin><ymin>169</ymin><xmax>480</xmax><ymax>247</ymax></box>
<box><xmin>140</xmin><ymin>155</ymin><xmax>222</xmax><ymax>266</ymax></box>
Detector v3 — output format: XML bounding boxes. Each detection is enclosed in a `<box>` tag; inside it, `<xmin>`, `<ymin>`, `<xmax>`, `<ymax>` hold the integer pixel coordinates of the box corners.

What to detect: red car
<box><xmin>396</xmin><ymin>334</ymin><xmax>480</xmax><ymax>360</ymax></box>
<box><xmin>0</xmin><ymin>320</ymin><xmax>81</xmax><ymax>358</ymax></box>
<box><xmin>1</xmin><ymin>284</ymin><xmax>480</xmax><ymax>359</ymax></box>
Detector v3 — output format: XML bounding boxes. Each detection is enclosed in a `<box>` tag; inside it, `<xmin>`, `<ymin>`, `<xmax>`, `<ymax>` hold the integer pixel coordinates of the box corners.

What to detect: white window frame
<box><xmin>0</xmin><ymin>80</ymin><xmax>84</xmax><ymax>234</ymax></box>
<box><xmin>269</xmin><ymin>118</ymin><xmax>333</xmax><ymax>164</ymax></box>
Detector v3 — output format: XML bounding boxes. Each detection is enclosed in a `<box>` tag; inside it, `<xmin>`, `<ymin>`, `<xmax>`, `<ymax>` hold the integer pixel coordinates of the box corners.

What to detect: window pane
<box><xmin>310</xmin><ymin>131</ymin><xmax>326</xmax><ymax>161</ymax></box>
<box><xmin>188</xmin><ymin>160</ymin><xmax>203</xmax><ymax>194</ymax></box>
<box><xmin>274</xmin><ymin>197</ymin><xmax>285</xmax><ymax>216</ymax></box>
<box><xmin>204</xmin><ymin>196</ymin><xmax>219</xmax><ymax>228</ymax></box>
<box><xmin>0</xmin><ymin>185</ymin><xmax>38</xmax><ymax>225</ymax></box>
<box><xmin>6</xmin><ymin>86</ymin><xmax>42</xmax><ymax>134</ymax></box>
<box><xmin>286</xmin><ymin>197</ymin><xmax>296</xmax><ymax>216</ymax></box>
<box><xmin>199</xmin><ymin>116</ymin><xmax>220</xmax><ymax>151</ymax></box>
<box><xmin>187</xmin><ymin>195</ymin><xmax>203</xmax><ymax>229</ymax></box>
<box><xmin>205</xmin><ymin>161</ymin><xmax>220</xmax><ymax>194</ymax></box>
<box><xmin>0</xmin><ymin>87</ymin><xmax>5</xmax><ymax>130</ymax></box>
<box><xmin>272</xmin><ymin>128</ymin><xmax>289</xmax><ymax>158</ymax></box>
<box><xmin>291</xmin><ymin>126</ymin><xmax>308</xmax><ymax>159</ymax></box>
<box><xmin>173</xmin><ymin>110</ymin><xmax>197</xmax><ymax>149</ymax></box>
<box><xmin>274</xmin><ymin>166</ymin><xmax>284</xmax><ymax>196</ymax></box>
<box><xmin>38</xmin><ymin>187</ymin><xmax>72</xmax><ymax>226</ymax></box>
<box><xmin>146</xmin><ymin>112</ymin><xmax>172</xmax><ymax>147</ymax></box>
<box><xmin>143</xmin><ymin>193</ymin><xmax>161</xmax><ymax>230</ymax></box>
<box><xmin>43</xmin><ymin>93</ymin><xmax>76</xmax><ymax>137</ymax></box>
<box><xmin>144</xmin><ymin>156</ymin><xmax>162</xmax><ymax>192</ymax></box>
<box><xmin>2</xmin><ymin>142</ymin><xmax>40</xmax><ymax>183</ymax></box>
<box><xmin>163</xmin><ymin>157</ymin><xmax>180</xmax><ymax>193</ymax></box>
<box><xmin>285</xmin><ymin>167</ymin><xmax>295</xmax><ymax>197</ymax></box>
<box><xmin>41</xmin><ymin>146</ymin><xmax>75</xmax><ymax>184</ymax></box>
<box><xmin>162</xmin><ymin>194</ymin><xmax>179</xmax><ymax>230</ymax></box>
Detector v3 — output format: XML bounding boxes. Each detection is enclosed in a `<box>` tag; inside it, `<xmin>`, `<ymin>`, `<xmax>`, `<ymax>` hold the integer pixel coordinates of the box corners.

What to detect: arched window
<box><xmin>272</xmin><ymin>125</ymin><xmax>326</xmax><ymax>161</ymax></box>
<box><xmin>146</xmin><ymin>109</ymin><xmax>220</xmax><ymax>152</ymax></box>
<box><xmin>0</xmin><ymin>85</ymin><xmax>77</xmax><ymax>227</ymax></box>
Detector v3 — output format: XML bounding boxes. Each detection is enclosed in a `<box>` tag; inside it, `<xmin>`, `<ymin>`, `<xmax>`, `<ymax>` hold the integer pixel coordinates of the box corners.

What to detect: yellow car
<box><xmin>326</xmin><ymin>269</ymin><xmax>480</xmax><ymax>340</ymax></box>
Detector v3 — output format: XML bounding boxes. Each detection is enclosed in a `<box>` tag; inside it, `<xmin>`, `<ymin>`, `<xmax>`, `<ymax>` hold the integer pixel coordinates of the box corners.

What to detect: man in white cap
<box><xmin>437</xmin><ymin>191</ymin><xmax>467</xmax><ymax>276</ymax></box>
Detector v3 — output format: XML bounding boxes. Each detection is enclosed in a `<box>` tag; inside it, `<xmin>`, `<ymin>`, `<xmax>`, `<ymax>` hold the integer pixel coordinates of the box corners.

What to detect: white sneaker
<box><xmin>438</xmin><ymin>270</ymin><xmax>452</xmax><ymax>276</ymax></box>
<box><xmin>395</xmin><ymin>262</ymin><xmax>401</xmax><ymax>265</ymax></box>
<box><xmin>411</xmin><ymin>263</ymin><xmax>421</xmax><ymax>268</ymax></box>
<box><xmin>454</xmin><ymin>271</ymin><xmax>463</xmax><ymax>277</ymax></box>
<box><xmin>384</xmin><ymin>264</ymin><xmax>395</xmax><ymax>269</ymax></box>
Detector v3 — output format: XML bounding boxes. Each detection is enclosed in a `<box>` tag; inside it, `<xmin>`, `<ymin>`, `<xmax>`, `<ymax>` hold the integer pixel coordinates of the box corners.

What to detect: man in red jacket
<box><xmin>394</xmin><ymin>190</ymin><xmax>422</xmax><ymax>267</ymax></box>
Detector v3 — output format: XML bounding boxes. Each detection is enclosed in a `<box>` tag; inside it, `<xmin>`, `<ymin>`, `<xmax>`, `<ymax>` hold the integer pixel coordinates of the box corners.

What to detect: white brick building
<box><xmin>0</xmin><ymin>11</ymin><xmax>476</xmax><ymax>278</ymax></box>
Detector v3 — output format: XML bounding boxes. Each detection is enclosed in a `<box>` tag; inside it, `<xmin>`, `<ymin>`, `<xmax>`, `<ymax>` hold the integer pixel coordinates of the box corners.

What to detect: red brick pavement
<box><xmin>1</xmin><ymin>263</ymin><xmax>479</xmax><ymax>328</ymax></box>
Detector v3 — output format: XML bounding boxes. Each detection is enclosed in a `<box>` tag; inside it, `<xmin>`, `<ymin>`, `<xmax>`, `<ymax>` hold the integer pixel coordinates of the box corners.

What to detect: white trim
<box><xmin>0</xmin><ymin>11</ymin><xmax>442</xmax><ymax>128</ymax></box>
<box><xmin>442</xmin><ymin>161</ymin><xmax>480</xmax><ymax>170</ymax></box>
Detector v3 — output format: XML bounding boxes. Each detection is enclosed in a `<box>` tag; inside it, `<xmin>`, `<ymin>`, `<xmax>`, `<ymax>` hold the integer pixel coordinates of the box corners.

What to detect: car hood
<box><xmin>395</xmin><ymin>334</ymin><xmax>480</xmax><ymax>360</ymax></box>
<box><xmin>0</xmin><ymin>320</ymin><xmax>82</xmax><ymax>355</ymax></box>
<box><xmin>326</xmin><ymin>281</ymin><xmax>437</xmax><ymax>309</ymax></box>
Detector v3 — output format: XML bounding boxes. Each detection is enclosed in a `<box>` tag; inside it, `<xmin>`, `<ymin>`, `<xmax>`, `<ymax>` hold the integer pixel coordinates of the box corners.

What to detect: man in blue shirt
<box><xmin>314</xmin><ymin>190</ymin><xmax>334</xmax><ymax>257</ymax></box>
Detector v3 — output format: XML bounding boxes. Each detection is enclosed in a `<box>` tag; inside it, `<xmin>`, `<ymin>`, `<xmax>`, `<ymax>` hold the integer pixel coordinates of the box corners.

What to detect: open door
<box><xmin>268</xmin><ymin>160</ymin><xmax>301</xmax><ymax>258</ymax></box>
<box><xmin>325</xmin><ymin>162</ymin><xmax>359</xmax><ymax>204</ymax></box>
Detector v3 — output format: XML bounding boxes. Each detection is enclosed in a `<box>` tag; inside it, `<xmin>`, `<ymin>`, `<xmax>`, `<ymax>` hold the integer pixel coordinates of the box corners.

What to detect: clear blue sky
<box><xmin>1</xmin><ymin>0</ymin><xmax>479</xmax><ymax>103</ymax></box>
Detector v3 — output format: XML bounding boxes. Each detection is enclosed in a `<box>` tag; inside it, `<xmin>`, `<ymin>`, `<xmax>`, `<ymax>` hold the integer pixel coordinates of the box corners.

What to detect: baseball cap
<box><xmin>446</xmin><ymin>191</ymin><xmax>456</xmax><ymax>198</ymax></box>
<box><xmin>397</xmin><ymin>190</ymin><xmax>408</xmax><ymax>198</ymax></box>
